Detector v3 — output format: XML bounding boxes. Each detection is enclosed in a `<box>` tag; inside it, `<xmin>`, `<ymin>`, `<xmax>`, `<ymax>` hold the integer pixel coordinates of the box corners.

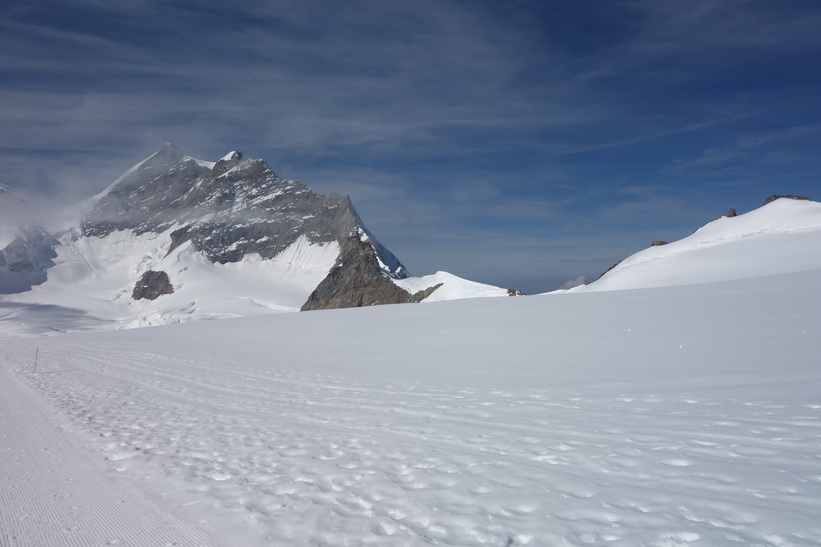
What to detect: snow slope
<box><xmin>569</xmin><ymin>198</ymin><xmax>821</xmax><ymax>292</ymax></box>
<box><xmin>394</xmin><ymin>270</ymin><xmax>511</xmax><ymax>301</ymax></box>
<box><xmin>2</xmin><ymin>197</ymin><xmax>820</xmax><ymax>545</ymax></box>
<box><xmin>2</xmin><ymin>265</ymin><xmax>821</xmax><ymax>546</ymax></box>
<box><xmin>6</xmin><ymin>230</ymin><xmax>340</xmax><ymax>330</ymax></box>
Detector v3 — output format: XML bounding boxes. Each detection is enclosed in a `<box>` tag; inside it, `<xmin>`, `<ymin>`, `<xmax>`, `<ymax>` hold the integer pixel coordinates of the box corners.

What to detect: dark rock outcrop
<box><xmin>302</xmin><ymin>236</ymin><xmax>437</xmax><ymax>310</ymax></box>
<box><xmin>596</xmin><ymin>260</ymin><xmax>622</xmax><ymax>281</ymax></box>
<box><xmin>763</xmin><ymin>195</ymin><xmax>810</xmax><ymax>206</ymax></box>
<box><xmin>132</xmin><ymin>270</ymin><xmax>174</xmax><ymax>300</ymax></box>
<box><xmin>650</xmin><ymin>241</ymin><xmax>668</xmax><ymax>246</ymax></box>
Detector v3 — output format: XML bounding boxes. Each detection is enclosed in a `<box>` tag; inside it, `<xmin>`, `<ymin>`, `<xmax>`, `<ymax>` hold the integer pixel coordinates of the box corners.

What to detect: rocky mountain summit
<box><xmin>83</xmin><ymin>144</ymin><xmax>405</xmax><ymax>273</ymax></box>
<box><xmin>0</xmin><ymin>145</ymin><xmax>512</xmax><ymax>327</ymax></box>
<box><xmin>81</xmin><ymin>143</ymin><xmax>427</xmax><ymax>309</ymax></box>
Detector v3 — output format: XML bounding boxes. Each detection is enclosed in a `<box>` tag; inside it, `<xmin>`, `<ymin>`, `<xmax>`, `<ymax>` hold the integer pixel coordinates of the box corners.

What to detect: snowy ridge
<box><xmin>89</xmin><ymin>151</ymin><xmax>155</xmax><ymax>202</ymax></box>
<box><xmin>394</xmin><ymin>270</ymin><xmax>510</xmax><ymax>301</ymax></box>
<box><xmin>187</xmin><ymin>155</ymin><xmax>217</xmax><ymax>170</ymax></box>
<box><xmin>569</xmin><ymin>198</ymin><xmax>821</xmax><ymax>292</ymax></box>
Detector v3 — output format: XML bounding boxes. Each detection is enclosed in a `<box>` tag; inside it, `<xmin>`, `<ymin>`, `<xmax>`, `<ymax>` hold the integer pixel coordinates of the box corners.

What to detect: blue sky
<box><xmin>3</xmin><ymin>0</ymin><xmax>821</xmax><ymax>293</ymax></box>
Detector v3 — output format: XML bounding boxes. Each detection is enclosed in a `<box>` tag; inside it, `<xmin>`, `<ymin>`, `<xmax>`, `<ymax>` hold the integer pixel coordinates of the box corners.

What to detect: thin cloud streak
<box><xmin>2</xmin><ymin>1</ymin><xmax>821</xmax><ymax>292</ymax></box>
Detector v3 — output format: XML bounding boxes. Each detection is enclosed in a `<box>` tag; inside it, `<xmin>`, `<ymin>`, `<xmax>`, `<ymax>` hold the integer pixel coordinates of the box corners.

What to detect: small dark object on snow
<box><xmin>133</xmin><ymin>270</ymin><xmax>174</xmax><ymax>300</ymax></box>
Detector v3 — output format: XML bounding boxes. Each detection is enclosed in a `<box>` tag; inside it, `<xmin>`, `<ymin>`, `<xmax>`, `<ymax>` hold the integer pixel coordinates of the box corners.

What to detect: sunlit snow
<box><xmin>568</xmin><ymin>198</ymin><xmax>821</xmax><ymax>292</ymax></box>
<box><xmin>2</xmin><ymin>198</ymin><xmax>821</xmax><ymax>546</ymax></box>
<box><xmin>4</xmin><ymin>231</ymin><xmax>340</xmax><ymax>331</ymax></box>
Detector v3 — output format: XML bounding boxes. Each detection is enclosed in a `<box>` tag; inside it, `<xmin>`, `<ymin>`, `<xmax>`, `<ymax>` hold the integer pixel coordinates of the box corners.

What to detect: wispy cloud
<box><xmin>675</xmin><ymin>124</ymin><xmax>821</xmax><ymax>170</ymax></box>
<box><xmin>3</xmin><ymin>0</ymin><xmax>821</xmax><ymax>291</ymax></box>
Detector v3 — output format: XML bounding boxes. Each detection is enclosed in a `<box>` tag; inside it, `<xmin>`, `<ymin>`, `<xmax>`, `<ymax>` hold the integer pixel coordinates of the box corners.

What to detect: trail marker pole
<box><xmin>33</xmin><ymin>347</ymin><xmax>39</xmax><ymax>374</ymax></box>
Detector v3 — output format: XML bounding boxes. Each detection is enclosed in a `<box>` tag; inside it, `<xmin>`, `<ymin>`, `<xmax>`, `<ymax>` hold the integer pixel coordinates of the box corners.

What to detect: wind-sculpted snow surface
<box><xmin>2</xmin><ymin>269</ymin><xmax>821</xmax><ymax>545</ymax></box>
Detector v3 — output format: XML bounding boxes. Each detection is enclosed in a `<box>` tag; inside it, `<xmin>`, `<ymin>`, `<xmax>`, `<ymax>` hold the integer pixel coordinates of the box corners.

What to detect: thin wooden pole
<box><xmin>33</xmin><ymin>347</ymin><xmax>39</xmax><ymax>374</ymax></box>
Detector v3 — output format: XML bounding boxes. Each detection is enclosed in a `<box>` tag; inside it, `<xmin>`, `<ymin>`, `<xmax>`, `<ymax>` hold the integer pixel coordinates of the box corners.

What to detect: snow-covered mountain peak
<box><xmin>219</xmin><ymin>150</ymin><xmax>242</xmax><ymax>162</ymax></box>
<box><xmin>1</xmin><ymin>145</ymin><xmax>513</xmax><ymax>329</ymax></box>
<box><xmin>567</xmin><ymin>196</ymin><xmax>821</xmax><ymax>293</ymax></box>
<box><xmin>155</xmin><ymin>142</ymin><xmax>184</xmax><ymax>161</ymax></box>
<box><xmin>692</xmin><ymin>195</ymin><xmax>821</xmax><ymax>238</ymax></box>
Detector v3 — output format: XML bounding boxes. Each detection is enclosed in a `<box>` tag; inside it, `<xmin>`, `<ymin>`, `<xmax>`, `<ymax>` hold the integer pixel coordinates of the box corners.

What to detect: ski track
<box><xmin>3</xmin><ymin>340</ymin><xmax>821</xmax><ymax>546</ymax></box>
<box><xmin>0</xmin><ymin>354</ymin><xmax>219</xmax><ymax>547</ymax></box>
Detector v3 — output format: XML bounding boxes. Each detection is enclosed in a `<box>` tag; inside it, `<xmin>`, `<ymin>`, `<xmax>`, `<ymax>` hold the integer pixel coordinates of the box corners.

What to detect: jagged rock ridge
<box><xmin>83</xmin><ymin>144</ymin><xmax>403</xmax><ymax>271</ymax></box>
<box><xmin>302</xmin><ymin>236</ymin><xmax>442</xmax><ymax>310</ymax></box>
<box><xmin>81</xmin><ymin>144</ymin><xmax>420</xmax><ymax>309</ymax></box>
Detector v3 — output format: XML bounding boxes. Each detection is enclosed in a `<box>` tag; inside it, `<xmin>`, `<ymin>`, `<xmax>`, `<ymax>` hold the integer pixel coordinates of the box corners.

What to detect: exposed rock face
<box><xmin>0</xmin><ymin>226</ymin><xmax>59</xmax><ymax>294</ymax></box>
<box><xmin>132</xmin><ymin>270</ymin><xmax>174</xmax><ymax>300</ymax></box>
<box><xmin>81</xmin><ymin>144</ymin><xmax>414</xmax><ymax>310</ymax></box>
<box><xmin>82</xmin><ymin>144</ymin><xmax>395</xmax><ymax>264</ymax></box>
<box><xmin>597</xmin><ymin>260</ymin><xmax>622</xmax><ymax>281</ymax></box>
<box><xmin>763</xmin><ymin>195</ymin><xmax>810</xmax><ymax>206</ymax></box>
<box><xmin>650</xmin><ymin>241</ymin><xmax>668</xmax><ymax>246</ymax></box>
<box><xmin>723</xmin><ymin>208</ymin><xmax>737</xmax><ymax>218</ymax></box>
<box><xmin>302</xmin><ymin>236</ymin><xmax>439</xmax><ymax>310</ymax></box>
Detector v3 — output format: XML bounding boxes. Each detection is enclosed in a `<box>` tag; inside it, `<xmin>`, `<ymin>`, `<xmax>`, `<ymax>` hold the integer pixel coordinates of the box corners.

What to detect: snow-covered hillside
<box><xmin>1</xmin><ymin>195</ymin><xmax>820</xmax><ymax>546</ymax></box>
<box><xmin>8</xmin><ymin>229</ymin><xmax>341</xmax><ymax>329</ymax></box>
<box><xmin>394</xmin><ymin>270</ymin><xmax>512</xmax><ymax>301</ymax></box>
<box><xmin>569</xmin><ymin>197</ymin><xmax>821</xmax><ymax>292</ymax></box>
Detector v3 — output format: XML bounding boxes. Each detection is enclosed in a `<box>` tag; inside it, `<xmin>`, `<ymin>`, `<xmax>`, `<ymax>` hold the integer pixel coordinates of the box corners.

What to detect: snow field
<box><xmin>3</xmin><ymin>268</ymin><xmax>821</xmax><ymax>545</ymax></box>
<box><xmin>0</xmin><ymin>352</ymin><xmax>219</xmax><ymax>546</ymax></box>
<box><xmin>9</xmin><ymin>231</ymin><xmax>341</xmax><ymax>330</ymax></box>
